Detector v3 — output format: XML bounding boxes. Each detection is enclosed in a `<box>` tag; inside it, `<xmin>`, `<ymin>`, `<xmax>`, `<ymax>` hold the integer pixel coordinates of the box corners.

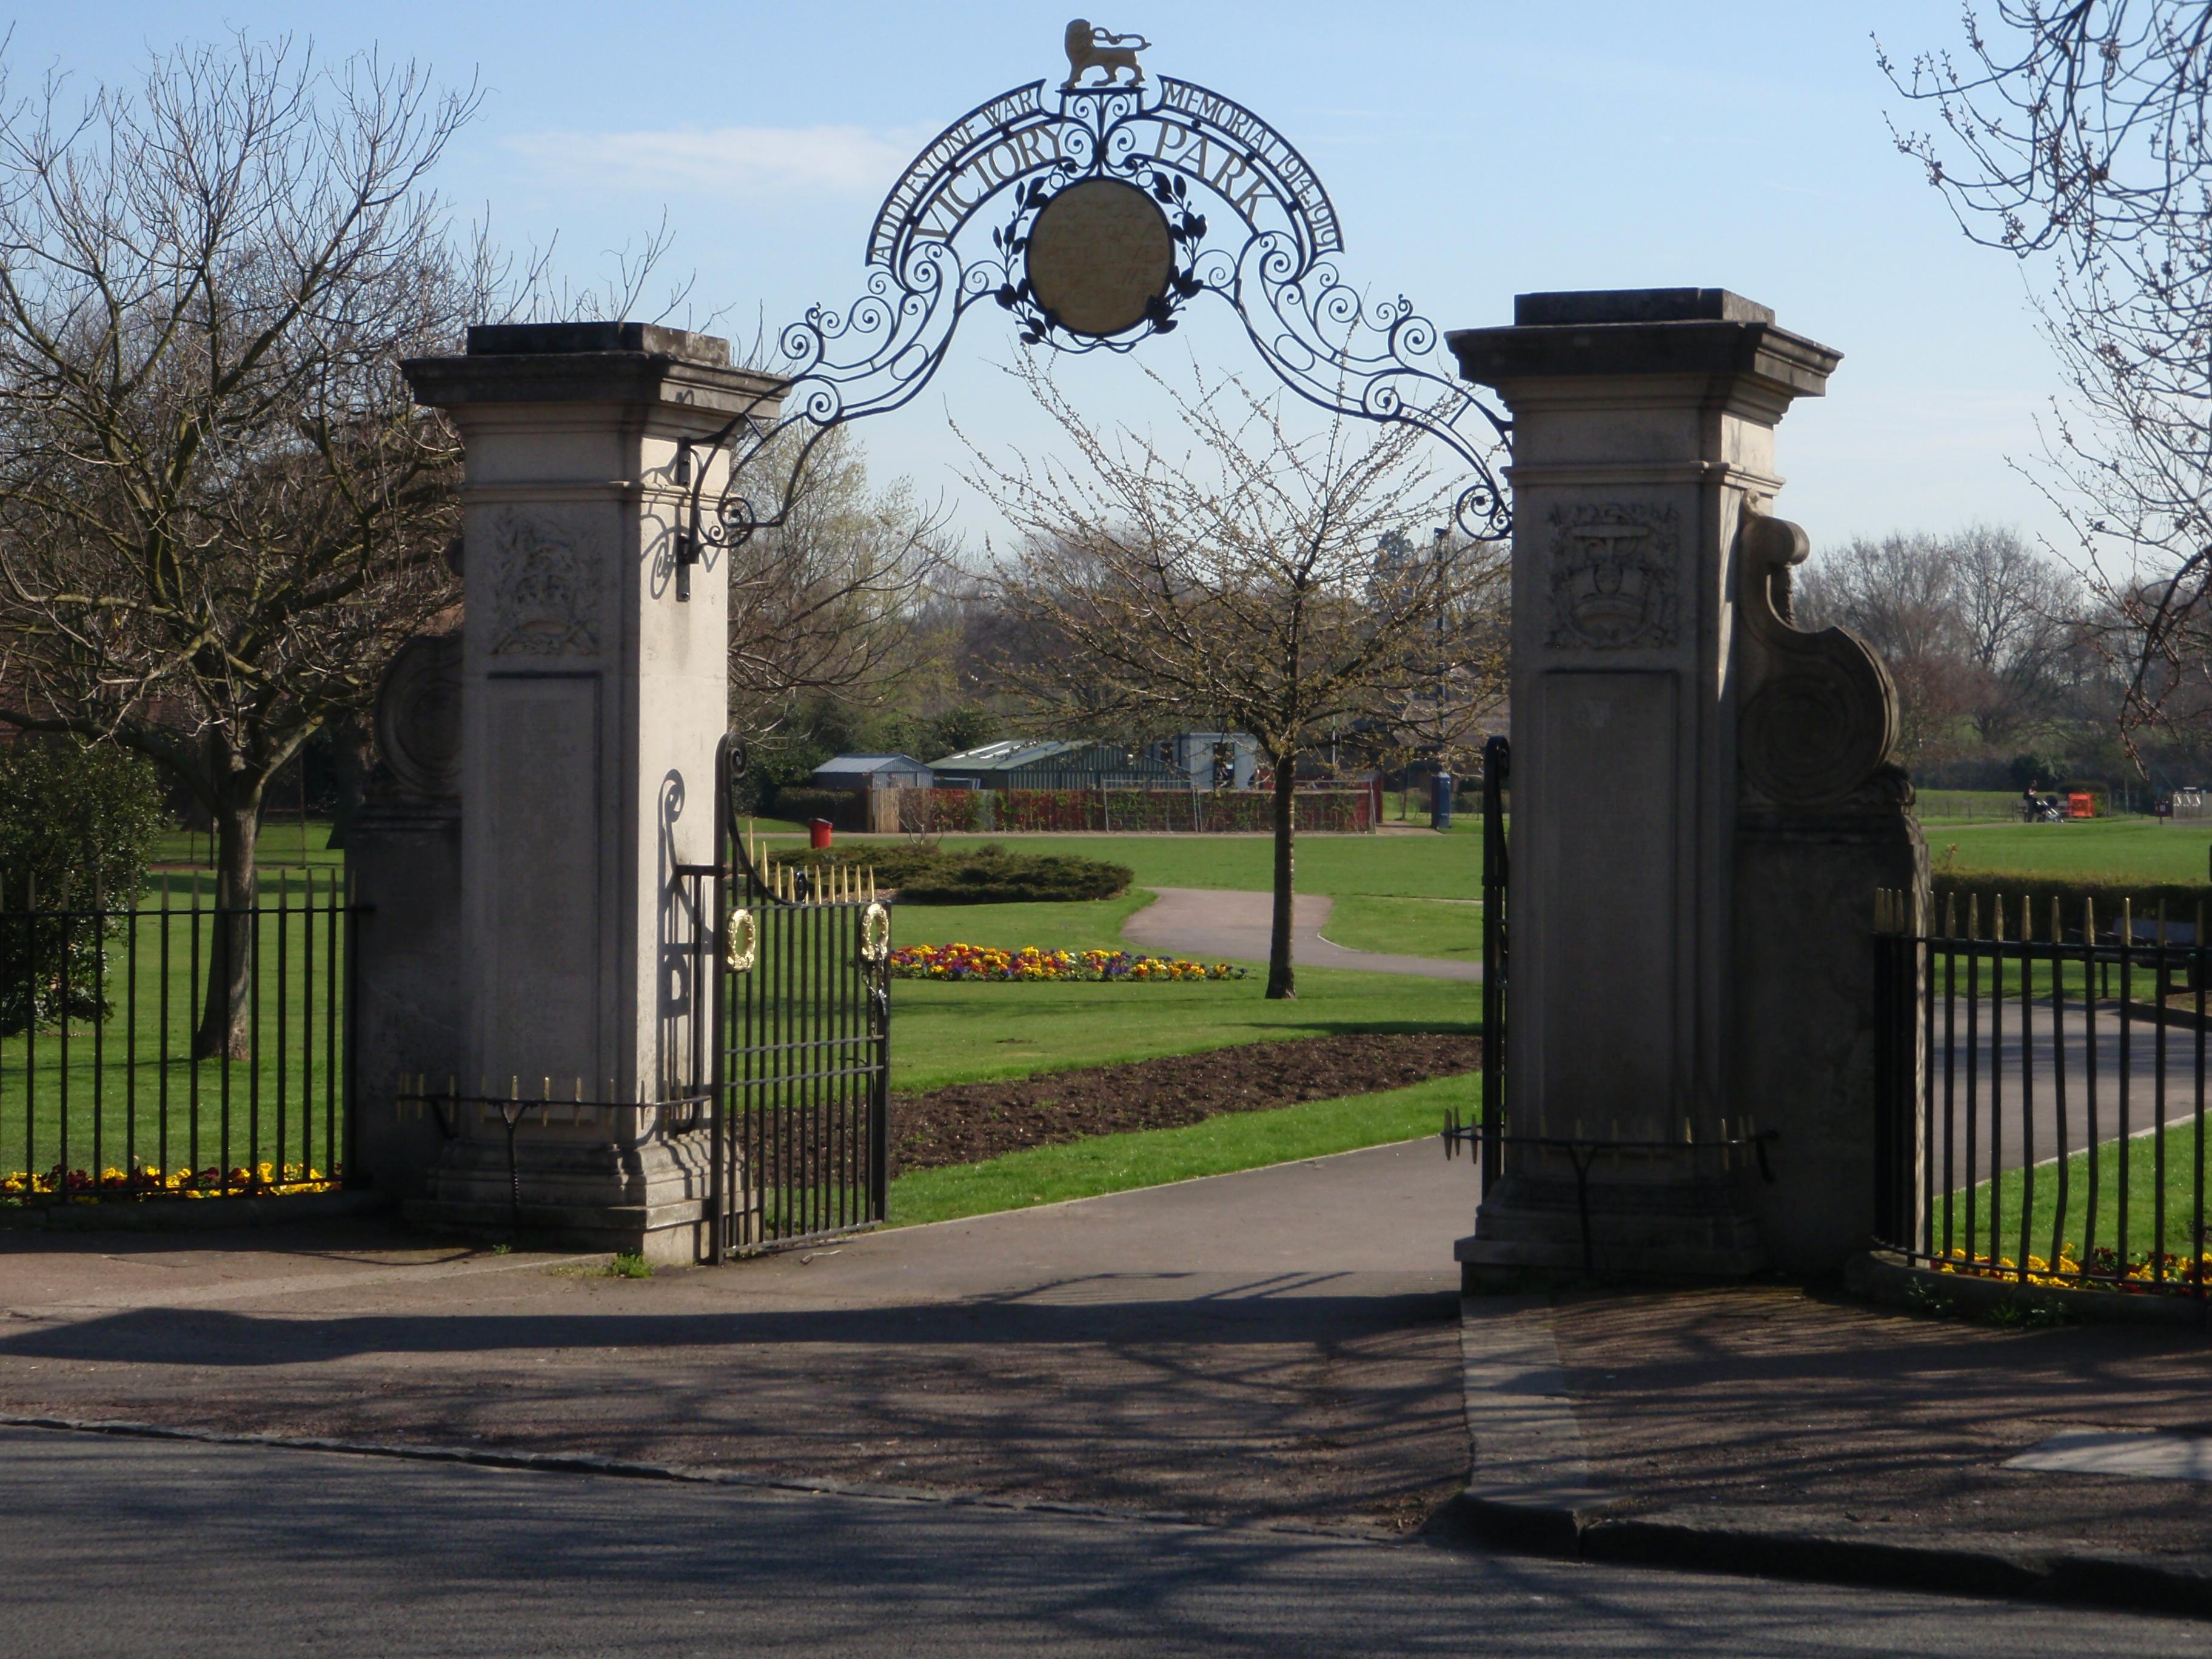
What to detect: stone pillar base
<box><xmin>406</xmin><ymin>1121</ymin><xmax>715</xmax><ymax>1265</ymax></box>
<box><xmin>1455</xmin><ymin>1172</ymin><xmax>1766</xmax><ymax>1282</ymax></box>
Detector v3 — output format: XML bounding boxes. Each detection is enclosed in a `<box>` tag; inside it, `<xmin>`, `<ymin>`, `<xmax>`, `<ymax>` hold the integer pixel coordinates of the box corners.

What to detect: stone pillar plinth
<box><xmin>400</xmin><ymin>323</ymin><xmax>781</xmax><ymax>1262</ymax></box>
<box><xmin>1447</xmin><ymin>289</ymin><xmax>1843</xmax><ymax>1278</ymax></box>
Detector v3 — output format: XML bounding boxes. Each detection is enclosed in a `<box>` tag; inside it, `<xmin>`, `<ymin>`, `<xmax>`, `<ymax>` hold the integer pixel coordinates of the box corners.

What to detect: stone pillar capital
<box><xmin>403</xmin><ymin>321</ymin><xmax>785</xmax><ymax>432</ymax></box>
<box><xmin>1447</xmin><ymin>289</ymin><xmax>1840</xmax><ymax>424</ymax></box>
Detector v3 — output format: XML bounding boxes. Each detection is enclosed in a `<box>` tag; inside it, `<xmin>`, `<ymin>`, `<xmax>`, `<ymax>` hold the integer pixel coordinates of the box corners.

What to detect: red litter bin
<box><xmin>809</xmin><ymin>818</ymin><xmax>833</xmax><ymax>850</ymax></box>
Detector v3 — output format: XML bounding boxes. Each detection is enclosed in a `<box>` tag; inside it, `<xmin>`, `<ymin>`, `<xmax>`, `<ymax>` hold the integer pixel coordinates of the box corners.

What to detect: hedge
<box><xmin>1932</xmin><ymin>871</ymin><xmax>2212</xmax><ymax>936</ymax></box>
<box><xmin>991</xmin><ymin>788</ymin><xmax>1371</xmax><ymax>833</ymax></box>
<box><xmin>769</xmin><ymin>786</ymin><xmax>863</xmax><ymax>830</ymax></box>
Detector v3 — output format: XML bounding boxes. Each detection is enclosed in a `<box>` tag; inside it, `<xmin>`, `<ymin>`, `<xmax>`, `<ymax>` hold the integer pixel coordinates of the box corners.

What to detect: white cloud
<box><xmin>504</xmin><ymin>124</ymin><xmax>935</xmax><ymax>198</ymax></box>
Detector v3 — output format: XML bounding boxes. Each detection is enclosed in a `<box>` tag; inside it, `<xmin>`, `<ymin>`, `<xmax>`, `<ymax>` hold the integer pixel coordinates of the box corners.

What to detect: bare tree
<box><xmin>1796</xmin><ymin>533</ymin><xmax>1975</xmax><ymax>760</ymax></box>
<box><xmin>725</xmin><ymin>423</ymin><xmax>956</xmax><ymax>746</ymax></box>
<box><xmin>1796</xmin><ymin>524</ymin><xmax>2086</xmax><ymax>762</ymax></box>
<box><xmin>0</xmin><ymin>36</ymin><xmax>510</xmax><ymax>1056</ymax></box>
<box><xmin>1883</xmin><ymin>4</ymin><xmax>2212</xmax><ymax>756</ymax></box>
<box><xmin>1951</xmin><ymin>524</ymin><xmax>2082</xmax><ymax>748</ymax></box>
<box><xmin>965</xmin><ymin>358</ymin><xmax>1506</xmax><ymax>999</ymax></box>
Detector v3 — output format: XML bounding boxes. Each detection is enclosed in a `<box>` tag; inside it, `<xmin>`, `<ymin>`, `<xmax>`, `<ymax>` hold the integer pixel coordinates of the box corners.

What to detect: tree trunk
<box><xmin>1266</xmin><ymin>752</ymin><xmax>1297</xmax><ymax>1001</ymax></box>
<box><xmin>193</xmin><ymin>786</ymin><xmax>261</xmax><ymax>1061</ymax></box>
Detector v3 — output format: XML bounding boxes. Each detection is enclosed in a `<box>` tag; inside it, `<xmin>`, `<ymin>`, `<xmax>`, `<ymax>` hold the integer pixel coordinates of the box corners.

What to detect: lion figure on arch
<box><xmin>1063</xmin><ymin>20</ymin><xmax>1149</xmax><ymax>89</ymax></box>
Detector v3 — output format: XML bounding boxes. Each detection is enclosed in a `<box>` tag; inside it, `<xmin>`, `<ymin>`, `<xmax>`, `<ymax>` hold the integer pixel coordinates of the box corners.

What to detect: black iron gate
<box><xmin>702</xmin><ymin>736</ymin><xmax>891</xmax><ymax>1257</ymax></box>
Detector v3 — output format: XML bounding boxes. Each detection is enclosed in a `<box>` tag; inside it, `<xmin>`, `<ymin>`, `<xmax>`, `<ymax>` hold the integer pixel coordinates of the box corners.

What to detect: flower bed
<box><xmin>1931</xmin><ymin>1245</ymin><xmax>2212</xmax><ymax>1296</ymax></box>
<box><xmin>889</xmin><ymin>943</ymin><xmax>1245</xmax><ymax>982</ymax></box>
<box><xmin>2</xmin><ymin>1161</ymin><xmax>338</xmax><ymax>1201</ymax></box>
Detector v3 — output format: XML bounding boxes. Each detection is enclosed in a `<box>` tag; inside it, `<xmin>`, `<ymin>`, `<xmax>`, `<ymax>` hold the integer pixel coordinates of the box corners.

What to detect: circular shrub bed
<box><xmin>783</xmin><ymin>841</ymin><xmax>1132</xmax><ymax>904</ymax></box>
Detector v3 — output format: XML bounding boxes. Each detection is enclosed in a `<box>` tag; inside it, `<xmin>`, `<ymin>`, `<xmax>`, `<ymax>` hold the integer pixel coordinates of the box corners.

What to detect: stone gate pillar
<box><xmin>1449</xmin><ymin>289</ymin><xmax>1921</xmax><ymax>1278</ymax></box>
<box><xmin>399</xmin><ymin>322</ymin><xmax>780</xmax><ymax>1263</ymax></box>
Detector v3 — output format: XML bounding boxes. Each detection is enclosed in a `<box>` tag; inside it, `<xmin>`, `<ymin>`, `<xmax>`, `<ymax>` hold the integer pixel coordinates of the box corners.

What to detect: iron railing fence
<box><xmin>1</xmin><ymin>870</ymin><xmax>351</xmax><ymax>1204</ymax></box>
<box><xmin>1874</xmin><ymin>888</ymin><xmax>2212</xmax><ymax>1297</ymax></box>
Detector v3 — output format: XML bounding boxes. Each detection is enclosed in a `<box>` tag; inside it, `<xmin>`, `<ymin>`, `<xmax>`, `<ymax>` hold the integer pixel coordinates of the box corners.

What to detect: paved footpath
<box><xmin>1459</xmin><ymin>1282</ymin><xmax>2212</xmax><ymax>1613</ymax></box>
<box><xmin>1125</xmin><ymin>886</ymin><xmax>1483</xmax><ymax>981</ymax></box>
<box><xmin>0</xmin><ymin>1141</ymin><xmax>1475</xmax><ymax>1532</ymax></box>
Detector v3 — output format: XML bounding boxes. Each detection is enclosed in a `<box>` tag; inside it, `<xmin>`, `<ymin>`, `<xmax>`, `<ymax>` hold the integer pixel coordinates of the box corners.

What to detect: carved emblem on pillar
<box><xmin>1736</xmin><ymin>511</ymin><xmax>1903</xmax><ymax>809</ymax></box>
<box><xmin>488</xmin><ymin>511</ymin><xmax>600</xmax><ymax>658</ymax></box>
<box><xmin>1544</xmin><ymin>503</ymin><xmax>1680</xmax><ymax>649</ymax></box>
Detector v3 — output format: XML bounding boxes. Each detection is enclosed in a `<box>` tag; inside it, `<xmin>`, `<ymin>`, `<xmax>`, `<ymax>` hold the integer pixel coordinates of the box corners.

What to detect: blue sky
<box><xmin>22</xmin><ymin>2</ymin><xmax>2067</xmax><ymax>554</ymax></box>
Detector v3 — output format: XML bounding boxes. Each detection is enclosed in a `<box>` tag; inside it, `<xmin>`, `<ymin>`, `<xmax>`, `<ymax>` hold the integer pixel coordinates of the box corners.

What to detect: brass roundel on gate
<box><xmin>859</xmin><ymin>901</ymin><xmax>892</xmax><ymax>964</ymax></box>
<box><xmin>725</xmin><ymin>906</ymin><xmax>759</xmax><ymax>973</ymax></box>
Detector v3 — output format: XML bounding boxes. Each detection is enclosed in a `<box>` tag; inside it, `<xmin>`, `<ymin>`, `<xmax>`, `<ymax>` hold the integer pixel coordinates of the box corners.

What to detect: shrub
<box><xmin>897</xmin><ymin>845</ymin><xmax>1133</xmax><ymax>904</ymax></box>
<box><xmin>783</xmin><ymin>841</ymin><xmax>948</xmax><ymax>889</ymax></box>
<box><xmin>0</xmin><ymin>738</ymin><xmax>166</xmax><ymax>1033</ymax></box>
<box><xmin>768</xmin><ymin>786</ymin><xmax>862</xmax><ymax>828</ymax></box>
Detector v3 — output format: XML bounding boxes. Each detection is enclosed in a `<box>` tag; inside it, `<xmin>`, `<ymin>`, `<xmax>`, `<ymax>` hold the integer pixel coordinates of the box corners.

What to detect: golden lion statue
<box><xmin>1063</xmin><ymin>19</ymin><xmax>1149</xmax><ymax>89</ymax></box>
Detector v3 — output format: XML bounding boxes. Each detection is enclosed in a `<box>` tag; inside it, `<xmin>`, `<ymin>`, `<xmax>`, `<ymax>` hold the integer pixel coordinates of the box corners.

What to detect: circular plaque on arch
<box><xmin>1024</xmin><ymin>178</ymin><xmax>1175</xmax><ymax>337</ymax></box>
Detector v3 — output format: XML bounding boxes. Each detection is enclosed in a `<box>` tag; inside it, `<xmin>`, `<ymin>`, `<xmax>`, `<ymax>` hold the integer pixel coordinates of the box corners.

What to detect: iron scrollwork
<box><xmin>677</xmin><ymin>35</ymin><xmax>1512</xmax><ymax>581</ymax></box>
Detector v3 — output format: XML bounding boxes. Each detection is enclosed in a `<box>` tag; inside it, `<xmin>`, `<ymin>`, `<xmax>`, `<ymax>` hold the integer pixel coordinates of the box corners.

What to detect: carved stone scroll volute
<box><xmin>370</xmin><ymin>629</ymin><xmax>463</xmax><ymax>805</ymax></box>
<box><xmin>1735</xmin><ymin>512</ymin><xmax>1902</xmax><ymax>811</ymax></box>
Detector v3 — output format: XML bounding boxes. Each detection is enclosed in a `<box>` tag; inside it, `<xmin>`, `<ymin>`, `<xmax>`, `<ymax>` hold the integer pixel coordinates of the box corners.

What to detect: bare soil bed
<box><xmin>890</xmin><ymin>1031</ymin><xmax>1480</xmax><ymax>1175</ymax></box>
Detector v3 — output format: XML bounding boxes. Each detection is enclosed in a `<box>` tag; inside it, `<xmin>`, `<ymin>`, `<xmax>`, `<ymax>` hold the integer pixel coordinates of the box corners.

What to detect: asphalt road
<box><xmin>7</xmin><ymin>1426</ymin><xmax>2207</xmax><ymax>1659</ymax></box>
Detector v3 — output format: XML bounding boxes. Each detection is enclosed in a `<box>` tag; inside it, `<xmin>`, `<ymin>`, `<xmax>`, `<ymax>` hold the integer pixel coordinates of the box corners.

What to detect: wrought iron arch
<box><xmin>675</xmin><ymin>42</ymin><xmax>1510</xmax><ymax>592</ymax></box>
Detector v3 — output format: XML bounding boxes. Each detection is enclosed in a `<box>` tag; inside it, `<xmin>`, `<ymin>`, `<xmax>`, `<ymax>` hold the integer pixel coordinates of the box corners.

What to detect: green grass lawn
<box><xmin>1378</xmin><ymin>791</ymin><xmax>1482</xmax><ymax>833</ymax></box>
<box><xmin>1322</xmin><ymin>895</ymin><xmax>1483</xmax><ymax>961</ymax></box>
<box><xmin>888</xmin><ymin>1073</ymin><xmax>1475</xmax><ymax>1225</ymax></box>
<box><xmin>152</xmin><ymin>819</ymin><xmax>343</xmax><ymax>871</ymax></box>
<box><xmin>1961</xmin><ymin>1122</ymin><xmax>2211</xmax><ymax>1274</ymax></box>
<box><xmin>890</xmin><ymin>891</ymin><xmax>1158</xmax><ymax>954</ymax></box>
<box><xmin>1931</xmin><ymin>820</ymin><xmax>2212</xmax><ymax>885</ymax></box>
